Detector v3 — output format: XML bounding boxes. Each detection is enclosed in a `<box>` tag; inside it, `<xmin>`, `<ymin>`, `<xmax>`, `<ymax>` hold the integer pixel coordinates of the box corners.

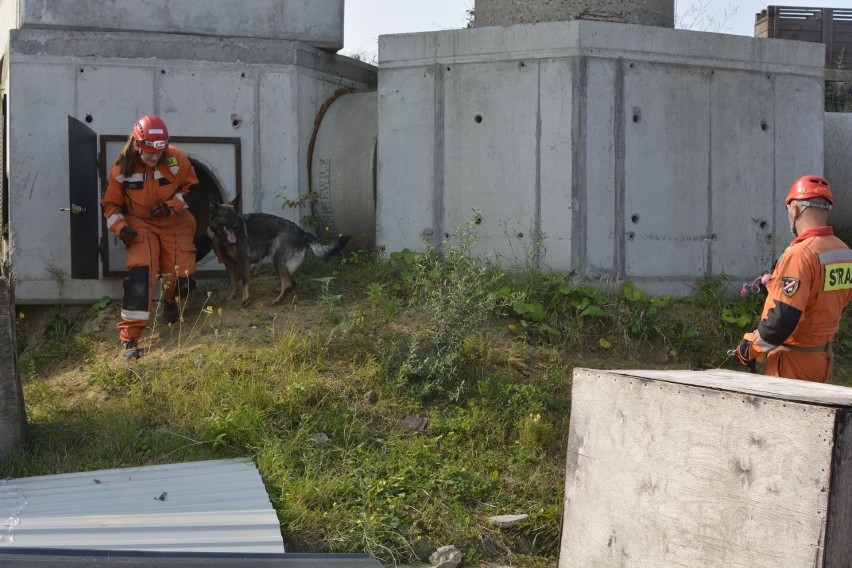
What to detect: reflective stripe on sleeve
<box><xmin>752</xmin><ymin>332</ymin><xmax>777</xmax><ymax>353</ymax></box>
<box><xmin>115</xmin><ymin>173</ymin><xmax>144</xmax><ymax>184</ymax></box>
<box><xmin>106</xmin><ymin>213</ymin><xmax>125</xmax><ymax>229</ymax></box>
<box><xmin>120</xmin><ymin>309</ymin><xmax>150</xmax><ymax>321</ymax></box>
<box><xmin>819</xmin><ymin>249</ymin><xmax>852</xmax><ymax>264</ymax></box>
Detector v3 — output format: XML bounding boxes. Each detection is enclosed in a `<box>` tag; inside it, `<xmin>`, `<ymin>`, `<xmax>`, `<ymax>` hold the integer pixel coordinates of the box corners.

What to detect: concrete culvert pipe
<box><xmin>825</xmin><ymin>113</ymin><xmax>852</xmax><ymax>230</ymax></box>
<box><xmin>310</xmin><ymin>91</ymin><xmax>378</xmax><ymax>249</ymax></box>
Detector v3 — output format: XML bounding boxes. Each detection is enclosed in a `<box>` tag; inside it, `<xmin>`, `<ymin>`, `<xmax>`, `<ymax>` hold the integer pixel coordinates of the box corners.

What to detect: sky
<box><xmin>342</xmin><ymin>1</ymin><xmax>841</xmax><ymax>58</ymax></box>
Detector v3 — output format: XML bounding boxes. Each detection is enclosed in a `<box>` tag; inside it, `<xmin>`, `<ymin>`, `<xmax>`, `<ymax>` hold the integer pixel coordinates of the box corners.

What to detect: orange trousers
<box><xmin>118</xmin><ymin>215</ymin><xmax>197</xmax><ymax>342</ymax></box>
<box><xmin>763</xmin><ymin>348</ymin><xmax>833</xmax><ymax>383</ymax></box>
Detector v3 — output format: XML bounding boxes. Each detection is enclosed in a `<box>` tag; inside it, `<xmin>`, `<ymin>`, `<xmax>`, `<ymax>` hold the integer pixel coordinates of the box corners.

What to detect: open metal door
<box><xmin>67</xmin><ymin>116</ymin><xmax>100</xmax><ymax>279</ymax></box>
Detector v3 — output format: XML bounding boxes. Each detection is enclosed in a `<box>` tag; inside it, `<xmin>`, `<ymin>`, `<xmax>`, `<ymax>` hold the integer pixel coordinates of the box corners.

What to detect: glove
<box><xmin>736</xmin><ymin>339</ymin><xmax>756</xmax><ymax>366</ymax></box>
<box><xmin>118</xmin><ymin>226</ymin><xmax>138</xmax><ymax>246</ymax></box>
<box><xmin>149</xmin><ymin>202</ymin><xmax>172</xmax><ymax>218</ymax></box>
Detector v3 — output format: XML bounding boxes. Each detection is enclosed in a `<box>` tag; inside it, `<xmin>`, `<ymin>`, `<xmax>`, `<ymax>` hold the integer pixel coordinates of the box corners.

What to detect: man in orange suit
<box><xmin>736</xmin><ymin>175</ymin><xmax>852</xmax><ymax>382</ymax></box>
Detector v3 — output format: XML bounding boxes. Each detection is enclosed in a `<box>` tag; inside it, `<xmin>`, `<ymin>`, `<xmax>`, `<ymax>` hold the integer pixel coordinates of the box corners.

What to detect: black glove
<box><xmin>118</xmin><ymin>226</ymin><xmax>138</xmax><ymax>246</ymax></box>
<box><xmin>182</xmin><ymin>186</ymin><xmax>199</xmax><ymax>209</ymax></box>
<box><xmin>736</xmin><ymin>339</ymin><xmax>755</xmax><ymax>366</ymax></box>
<box><xmin>149</xmin><ymin>202</ymin><xmax>172</xmax><ymax>218</ymax></box>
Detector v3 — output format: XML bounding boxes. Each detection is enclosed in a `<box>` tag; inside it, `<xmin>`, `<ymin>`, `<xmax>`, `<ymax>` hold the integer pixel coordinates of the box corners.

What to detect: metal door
<box><xmin>67</xmin><ymin>116</ymin><xmax>100</xmax><ymax>279</ymax></box>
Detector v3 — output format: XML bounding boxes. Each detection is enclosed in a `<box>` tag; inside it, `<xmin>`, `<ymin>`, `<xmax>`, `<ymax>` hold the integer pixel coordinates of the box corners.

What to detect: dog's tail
<box><xmin>309</xmin><ymin>235</ymin><xmax>351</xmax><ymax>260</ymax></box>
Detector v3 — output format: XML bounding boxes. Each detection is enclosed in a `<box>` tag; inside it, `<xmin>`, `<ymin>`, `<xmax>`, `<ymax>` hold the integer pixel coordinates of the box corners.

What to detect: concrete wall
<box><xmin>474</xmin><ymin>0</ymin><xmax>674</xmax><ymax>27</ymax></box>
<box><xmin>2</xmin><ymin>0</ymin><xmax>344</xmax><ymax>49</ymax></box>
<box><xmin>826</xmin><ymin>113</ymin><xmax>852</xmax><ymax>229</ymax></box>
<box><xmin>376</xmin><ymin>21</ymin><xmax>825</xmax><ymax>295</ymax></box>
<box><xmin>3</xmin><ymin>24</ymin><xmax>374</xmax><ymax>302</ymax></box>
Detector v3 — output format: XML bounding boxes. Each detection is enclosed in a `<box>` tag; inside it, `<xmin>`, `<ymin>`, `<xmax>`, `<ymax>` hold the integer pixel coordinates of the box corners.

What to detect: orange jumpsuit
<box><xmin>101</xmin><ymin>146</ymin><xmax>199</xmax><ymax>343</ymax></box>
<box><xmin>745</xmin><ymin>226</ymin><xmax>852</xmax><ymax>382</ymax></box>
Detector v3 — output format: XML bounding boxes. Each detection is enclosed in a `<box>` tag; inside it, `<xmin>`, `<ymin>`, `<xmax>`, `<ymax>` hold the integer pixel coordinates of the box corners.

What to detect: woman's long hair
<box><xmin>115</xmin><ymin>135</ymin><xmax>137</xmax><ymax>179</ymax></box>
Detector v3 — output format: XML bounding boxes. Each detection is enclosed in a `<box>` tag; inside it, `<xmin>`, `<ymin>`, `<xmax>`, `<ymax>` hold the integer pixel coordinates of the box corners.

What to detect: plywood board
<box><xmin>561</xmin><ymin>368</ymin><xmax>839</xmax><ymax>567</ymax></box>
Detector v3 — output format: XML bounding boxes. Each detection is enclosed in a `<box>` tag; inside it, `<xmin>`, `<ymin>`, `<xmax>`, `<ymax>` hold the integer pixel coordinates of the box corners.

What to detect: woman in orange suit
<box><xmin>101</xmin><ymin>115</ymin><xmax>199</xmax><ymax>359</ymax></box>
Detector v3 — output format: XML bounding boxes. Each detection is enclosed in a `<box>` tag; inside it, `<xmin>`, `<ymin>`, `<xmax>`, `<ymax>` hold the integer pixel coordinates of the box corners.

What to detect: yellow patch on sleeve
<box><xmin>824</xmin><ymin>263</ymin><xmax>852</xmax><ymax>291</ymax></box>
<box><xmin>167</xmin><ymin>157</ymin><xmax>178</xmax><ymax>167</ymax></box>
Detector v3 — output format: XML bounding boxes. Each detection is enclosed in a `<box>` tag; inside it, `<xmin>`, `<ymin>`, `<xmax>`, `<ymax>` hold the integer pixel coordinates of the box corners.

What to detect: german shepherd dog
<box><xmin>207</xmin><ymin>195</ymin><xmax>350</xmax><ymax>307</ymax></box>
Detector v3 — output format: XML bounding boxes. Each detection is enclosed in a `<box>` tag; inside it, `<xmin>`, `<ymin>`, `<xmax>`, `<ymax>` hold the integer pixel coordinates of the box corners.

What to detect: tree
<box><xmin>0</xmin><ymin>263</ymin><xmax>26</xmax><ymax>458</ymax></box>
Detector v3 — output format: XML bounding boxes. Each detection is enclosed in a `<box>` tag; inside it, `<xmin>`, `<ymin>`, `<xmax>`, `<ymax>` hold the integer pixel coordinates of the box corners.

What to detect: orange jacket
<box><xmin>101</xmin><ymin>145</ymin><xmax>199</xmax><ymax>235</ymax></box>
<box><xmin>747</xmin><ymin>226</ymin><xmax>852</xmax><ymax>356</ymax></box>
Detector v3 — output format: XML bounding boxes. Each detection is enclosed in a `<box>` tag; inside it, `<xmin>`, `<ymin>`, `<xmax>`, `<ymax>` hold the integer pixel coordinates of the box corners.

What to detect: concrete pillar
<box><xmin>474</xmin><ymin>0</ymin><xmax>674</xmax><ymax>28</ymax></box>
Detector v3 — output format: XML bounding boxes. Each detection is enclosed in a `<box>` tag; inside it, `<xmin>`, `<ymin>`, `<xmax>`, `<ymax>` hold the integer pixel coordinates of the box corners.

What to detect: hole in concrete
<box><xmin>473</xmin><ymin>213</ymin><xmax>482</xmax><ymax>225</ymax></box>
<box><xmin>519</xmin><ymin>62</ymin><xmax>526</xmax><ymax>68</ymax></box>
<box><xmin>446</xmin><ymin>66</ymin><xmax>451</xmax><ymax>71</ymax></box>
<box><xmin>628</xmin><ymin>232</ymin><xmax>635</xmax><ymax>240</ymax></box>
<box><xmin>760</xmin><ymin>120</ymin><xmax>769</xmax><ymax>131</ymax></box>
<box><xmin>85</xmin><ymin>115</ymin><xmax>93</xmax><ymax>123</ymax></box>
<box><xmin>517</xmin><ymin>232</ymin><xmax>524</xmax><ymax>238</ymax></box>
<box><xmin>160</xmin><ymin>69</ymin><xmax>166</xmax><ymax>74</ymax></box>
<box><xmin>475</xmin><ymin>115</ymin><xmax>483</xmax><ymax>123</ymax></box>
<box><xmin>759</xmin><ymin>220</ymin><xmax>768</xmax><ymax>230</ymax></box>
<box><xmin>79</xmin><ymin>68</ymin><xmax>85</xmax><ymax>73</ymax></box>
<box><xmin>231</xmin><ymin>114</ymin><xmax>242</xmax><ymax>129</ymax></box>
<box><xmin>631</xmin><ymin>214</ymin><xmax>639</xmax><ymax>223</ymax></box>
<box><xmin>632</xmin><ymin>108</ymin><xmax>641</xmax><ymax>123</ymax></box>
<box><xmin>629</xmin><ymin>63</ymin><xmax>634</xmax><ymax>68</ymax></box>
<box><xmin>241</xmin><ymin>72</ymin><xmax>246</xmax><ymax>78</ymax></box>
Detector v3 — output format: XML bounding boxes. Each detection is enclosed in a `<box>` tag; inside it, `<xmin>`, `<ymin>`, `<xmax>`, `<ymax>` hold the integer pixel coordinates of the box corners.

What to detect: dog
<box><xmin>207</xmin><ymin>195</ymin><xmax>350</xmax><ymax>307</ymax></box>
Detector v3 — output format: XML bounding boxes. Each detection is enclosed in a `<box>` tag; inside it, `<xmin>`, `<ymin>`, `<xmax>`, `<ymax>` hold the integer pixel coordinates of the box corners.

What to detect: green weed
<box><xmin>5</xmin><ymin>226</ymin><xmax>841</xmax><ymax>566</ymax></box>
<box><xmin>393</xmin><ymin>214</ymin><xmax>503</xmax><ymax>401</ymax></box>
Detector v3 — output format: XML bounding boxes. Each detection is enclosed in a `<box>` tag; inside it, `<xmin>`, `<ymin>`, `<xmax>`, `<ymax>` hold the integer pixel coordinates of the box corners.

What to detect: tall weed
<box><xmin>394</xmin><ymin>214</ymin><xmax>503</xmax><ymax>400</ymax></box>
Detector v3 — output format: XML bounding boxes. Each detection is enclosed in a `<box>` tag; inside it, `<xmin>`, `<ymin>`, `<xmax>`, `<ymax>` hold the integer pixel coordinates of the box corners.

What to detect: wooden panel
<box><xmin>825</xmin><ymin>410</ymin><xmax>852</xmax><ymax>567</ymax></box>
<box><xmin>609</xmin><ymin>368</ymin><xmax>852</xmax><ymax>406</ymax></box>
<box><xmin>560</xmin><ymin>368</ymin><xmax>843</xmax><ymax>567</ymax></box>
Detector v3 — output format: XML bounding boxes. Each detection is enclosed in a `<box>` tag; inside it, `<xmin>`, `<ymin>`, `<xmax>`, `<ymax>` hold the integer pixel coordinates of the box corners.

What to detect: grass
<box><xmin>5</xmin><ymin>223</ymin><xmax>852</xmax><ymax>567</ymax></box>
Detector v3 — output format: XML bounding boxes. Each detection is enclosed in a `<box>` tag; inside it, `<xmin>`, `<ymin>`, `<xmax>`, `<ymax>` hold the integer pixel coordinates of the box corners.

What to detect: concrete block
<box><xmin>560</xmin><ymin>368</ymin><xmax>852</xmax><ymax>567</ymax></box>
<box><xmin>474</xmin><ymin>0</ymin><xmax>675</xmax><ymax>28</ymax></box>
<box><xmin>377</xmin><ymin>20</ymin><xmax>825</xmax><ymax>295</ymax></box>
<box><xmin>14</xmin><ymin>0</ymin><xmax>344</xmax><ymax>49</ymax></box>
<box><xmin>2</xmin><ymin>20</ymin><xmax>374</xmax><ymax>302</ymax></box>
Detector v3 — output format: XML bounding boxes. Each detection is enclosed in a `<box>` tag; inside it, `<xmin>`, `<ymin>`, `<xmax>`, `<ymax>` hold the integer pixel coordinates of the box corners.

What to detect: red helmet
<box><xmin>132</xmin><ymin>114</ymin><xmax>169</xmax><ymax>153</ymax></box>
<box><xmin>786</xmin><ymin>175</ymin><xmax>833</xmax><ymax>205</ymax></box>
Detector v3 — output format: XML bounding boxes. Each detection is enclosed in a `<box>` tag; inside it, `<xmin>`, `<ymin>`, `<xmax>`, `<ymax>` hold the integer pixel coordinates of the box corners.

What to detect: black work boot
<box><xmin>163</xmin><ymin>300</ymin><xmax>180</xmax><ymax>324</ymax></box>
<box><xmin>122</xmin><ymin>340</ymin><xmax>143</xmax><ymax>360</ymax></box>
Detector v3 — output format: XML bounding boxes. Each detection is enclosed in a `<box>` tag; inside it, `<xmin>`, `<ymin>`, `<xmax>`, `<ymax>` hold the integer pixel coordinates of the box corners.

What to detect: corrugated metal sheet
<box><xmin>0</xmin><ymin>458</ymin><xmax>285</xmax><ymax>553</ymax></box>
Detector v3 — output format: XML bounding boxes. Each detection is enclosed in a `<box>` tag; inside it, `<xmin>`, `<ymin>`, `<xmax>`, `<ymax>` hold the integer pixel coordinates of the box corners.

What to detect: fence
<box><xmin>754</xmin><ymin>6</ymin><xmax>852</xmax><ymax>70</ymax></box>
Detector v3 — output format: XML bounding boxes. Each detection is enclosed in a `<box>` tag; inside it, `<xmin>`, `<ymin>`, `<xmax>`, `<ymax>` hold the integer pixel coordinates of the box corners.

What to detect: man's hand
<box><xmin>118</xmin><ymin>226</ymin><xmax>138</xmax><ymax>246</ymax></box>
<box><xmin>736</xmin><ymin>339</ymin><xmax>756</xmax><ymax>366</ymax></box>
<box><xmin>149</xmin><ymin>202</ymin><xmax>172</xmax><ymax>218</ymax></box>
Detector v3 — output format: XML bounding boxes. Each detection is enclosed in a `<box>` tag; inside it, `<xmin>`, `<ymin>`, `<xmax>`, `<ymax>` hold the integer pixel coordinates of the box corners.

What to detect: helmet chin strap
<box><xmin>788</xmin><ymin>204</ymin><xmax>799</xmax><ymax>236</ymax></box>
<box><xmin>788</xmin><ymin>201</ymin><xmax>832</xmax><ymax>236</ymax></box>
